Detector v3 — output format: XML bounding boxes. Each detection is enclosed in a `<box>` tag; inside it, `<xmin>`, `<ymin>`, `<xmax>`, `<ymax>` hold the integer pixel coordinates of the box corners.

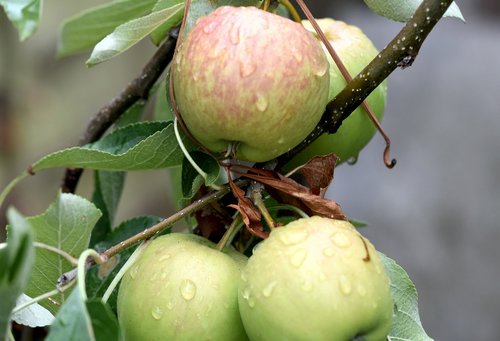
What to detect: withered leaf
<box><xmin>290</xmin><ymin>154</ymin><xmax>336</xmax><ymax>197</ymax></box>
<box><xmin>228</xmin><ymin>179</ymin><xmax>266</xmax><ymax>239</ymax></box>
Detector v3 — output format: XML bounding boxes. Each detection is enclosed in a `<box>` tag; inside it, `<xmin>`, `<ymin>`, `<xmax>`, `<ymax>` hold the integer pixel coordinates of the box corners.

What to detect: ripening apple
<box><xmin>173</xmin><ymin>6</ymin><xmax>329</xmax><ymax>162</ymax></box>
<box><xmin>285</xmin><ymin>19</ymin><xmax>387</xmax><ymax>170</ymax></box>
<box><xmin>238</xmin><ymin>216</ymin><xmax>393</xmax><ymax>341</ymax></box>
<box><xmin>117</xmin><ymin>233</ymin><xmax>249</xmax><ymax>341</ymax></box>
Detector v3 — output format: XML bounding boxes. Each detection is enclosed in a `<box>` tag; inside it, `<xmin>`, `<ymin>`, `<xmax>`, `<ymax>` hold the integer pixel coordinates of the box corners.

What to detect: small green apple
<box><xmin>173</xmin><ymin>6</ymin><xmax>329</xmax><ymax>162</ymax></box>
<box><xmin>239</xmin><ymin>216</ymin><xmax>393</xmax><ymax>341</ymax></box>
<box><xmin>285</xmin><ymin>19</ymin><xmax>387</xmax><ymax>169</ymax></box>
<box><xmin>117</xmin><ymin>233</ymin><xmax>249</xmax><ymax>341</ymax></box>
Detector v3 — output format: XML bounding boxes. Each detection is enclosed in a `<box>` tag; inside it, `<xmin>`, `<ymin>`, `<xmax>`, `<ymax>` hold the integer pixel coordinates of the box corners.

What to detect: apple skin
<box><xmin>285</xmin><ymin>19</ymin><xmax>387</xmax><ymax>170</ymax></box>
<box><xmin>238</xmin><ymin>216</ymin><xmax>393</xmax><ymax>341</ymax></box>
<box><xmin>173</xmin><ymin>6</ymin><xmax>329</xmax><ymax>162</ymax></box>
<box><xmin>117</xmin><ymin>233</ymin><xmax>249</xmax><ymax>341</ymax></box>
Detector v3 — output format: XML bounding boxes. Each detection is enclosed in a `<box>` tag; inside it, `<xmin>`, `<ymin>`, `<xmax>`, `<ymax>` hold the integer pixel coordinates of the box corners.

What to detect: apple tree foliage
<box><xmin>0</xmin><ymin>0</ymin><xmax>463</xmax><ymax>340</ymax></box>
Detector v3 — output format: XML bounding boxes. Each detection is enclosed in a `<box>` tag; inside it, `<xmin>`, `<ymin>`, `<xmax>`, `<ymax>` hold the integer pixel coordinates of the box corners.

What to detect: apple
<box><xmin>117</xmin><ymin>233</ymin><xmax>249</xmax><ymax>341</ymax></box>
<box><xmin>173</xmin><ymin>6</ymin><xmax>330</xmax><ymax>162</ymax></box>
<box><xmin>238</xmin><ymin>216</ymin><xmax>393</xmax><ymax>341</ymax></box>
<box><xmin>285</xmin><ymin>19</ymin><xmax>387</xmax><ymax>169</ymax></box>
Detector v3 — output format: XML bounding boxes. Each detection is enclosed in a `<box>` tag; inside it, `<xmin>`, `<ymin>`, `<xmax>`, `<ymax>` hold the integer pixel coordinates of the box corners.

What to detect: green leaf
<box><xmin>363</xmin><ymin>0</ymin><xmax>464</xmax><ymax>22</ymax></box>
<box><xmin>0</xmin><ymin>209</ymin><xmax>34</xmax><ymax>339</ymax></box>
<box><xmin>181</xmin><ymin>151</ymin><xmax>220</xmax><ymax>199</ymax></box>
<box><xmin>0</xmin><ymin>0</ymin><xmax>42</xmax><ymax>41</ymax></box>
<box><xmin>46</xmin><ymin>290</ymin><xmax>120</xmax><ymax>341</ymax></box>
<box><xmin>31</xmin><ymin>121</ymin><xmax>189</xmax><ymax>173</ymax></box>
<box><xmin>153</xmin><ymin>75</ymin><xmax>175</xmax><ymax>121</ymax></box>
<box><xmin>90</xmin><ymin>171</ymin><xmax>126</xmax><ymax>246</ymax></box>
<box><xmin>86</xmin><ymin>3</ymin><xmax>184</xmax><ymax>66</ymax></box>
<box><xmin>86</xmin><ymin>216</ymin><xmax>165</xmax><ymax>313</ymax></box>
<box><xmin>11</xmin><ymin>294</ymin><xmax>54</xmax><ymax>328</ymax></box>
<box><xmin>24</xmin><ymin>193</ymin><xmax>102</xmax><ymax>314</ymax></box>
<box><xmin>57</xmin><ymin>0</ymin><xmax>158</xmax><ymax>57</ymax></box>
<box><xmin>86</xmin><ymin>300</ymin><xmax>120</xmax><ymax>341</ymax></box>
<box><xmin>45</xmin><ymin>289</ymin><xmax>94</xmax><ymax>341</ymax></box>
<box><xmin>150</xmin><ymin>0</ymin><xmax>184</xmax><ymax>45</ymax></box>
<box><xmin>380</xmin><ymin>253</ymin><xmax>434</xmax><ymax>341</ymax></box>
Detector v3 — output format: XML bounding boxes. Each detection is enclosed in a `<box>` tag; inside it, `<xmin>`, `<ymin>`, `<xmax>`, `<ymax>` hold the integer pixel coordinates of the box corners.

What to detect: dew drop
<box><xmin>203</xmin><ymin>21</ymin><xmax>218</xmax><ymax>34</ymax></box>
<box><xmin>339</xmin><ymin>275</ymin><xmax>352</xmax><ymax>295</ymax></box>
<box><xmin>331</xmin><ymin>232</ymin><xmax>352</xmax><ymax>248</ymax></box>
<box><xmin>279</xmin><ymin>229</ymin><xmax>309</xmax><ymax>245</ymax></box>
<box><xmin>242</xmin><ymin>287</ymin><xmax>251</xmax><ymax>300</ymax></box>
<box><xmin>248</xmin><ymin>298</ymin><xmax>256</xmax><ymax>308</ymax></box>
<box><xmin>167</xmin><ymin>301</ymin><xmax>174</xmax><ymax>310</ymax></box>
<box><xmin>290</xmin><ymin>249</ymin><xmax>308</xmax><ymax>268</ymax></box>
<box><xmin>241</xmin><ymin>271</ymin><xmax>248</xmax><ymax>283</ymax></box>
<box><xmin>314</xmin><ymin>62</ymin><xmax>328</xmax><ymax>77</ymax></box>
<box><xmin>255</xmin><ymin>94</ymin><xmax>268</xmax><ymax>112</ymax></box>
<box><xmin>323</xmin><ymin>247</ymin><xmax>335</xmax><ymax>257</ymax></box>
<box><xmin>151</xmin><ymin>306</ymin><xmax>163</xmax><ymax>320</ymax></box>
<box><xmin>239</xmin><ymin>61</ymin><xmax>257</xmax><ymax>78</ymax></box>
<box><xmin>293</xmin><ymin>50</ymin><xmax>303</xmax><ymax>63</ymax></box>
<box><xmin>159</xmin><ymin>253</ymin><xmax>171</xmax><ymax>262</ymax></box>
<box><xmin>180</xmin><ymin>279</ymin><xmax>197</xmax><ymax>301</ymax></box>
<box><xmin>229</xmin><ymin>24</ymin><xmax>240</xmax><ymax>45</ymax></box>
<box><xmin>262</xmin><ymin>281</ymin><xmax>277</xmax><ymax>297</ymax></box>
<box><xmin>129</xmin><ymin>265</ymin><xmax>139</xmax><ymax>279</ymax></box>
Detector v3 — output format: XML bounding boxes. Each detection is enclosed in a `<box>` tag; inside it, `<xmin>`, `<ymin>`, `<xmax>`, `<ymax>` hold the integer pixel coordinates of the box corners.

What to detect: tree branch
<box><xmin>61</xmin><ymin>32</ymin><xmax>178</xmax><ymax>193</ymax></box>
<box><xmin>275</xmin><ymin>0</ymin><xmax>454</xmax><ymax>168</ymax></box>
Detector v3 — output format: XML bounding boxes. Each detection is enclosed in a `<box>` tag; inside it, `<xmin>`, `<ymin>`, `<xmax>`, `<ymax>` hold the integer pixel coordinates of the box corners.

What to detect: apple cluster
<box><xmin>117</xmin><ymin>217</ymin><xmax>393</xmax><ymax>340</ymax></box>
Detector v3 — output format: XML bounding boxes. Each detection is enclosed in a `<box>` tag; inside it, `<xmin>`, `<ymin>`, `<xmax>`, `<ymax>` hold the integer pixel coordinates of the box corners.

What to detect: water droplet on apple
<box><xmin>357</xmin><ymin>284</ymin><xmax>367</xmax><ymax>297</ymax></box>
<box><xmin>322</xmin><ymin>247</ymin><xmax>335</xmax><ymax>257</ymax></box>
<box><xmin>150</xmin><ymin>272</ymin><xmax>158</xmax><ymax>282</ymax></box>
<box><xmin>241</xmin><ymin>270</ymin><xmax>248</xmax><ymax>282</ymax></box>
<box><xmin>239</xmin><ymin>61</ymin><xmax>257</xmax><ymax>77</ymax></box>
<box><xmin>255</xmin><ymin>94</ymin><xmax>268</xmax><ymax>112</ymax></box>
<box><xmin>180</xmin><ymin>279</ymin><xmax>197</xmax><ymax>301</ymax></box>
<box><xmin>229</xmin><ymin>24</ymin><xmax>240</xmax><ymax>45</ymax></box>
<box><xmin>242</xmin><ymin>287</ymin><xmax>251</xmax><ymax>300</ymax></box>
<box><xmin>159</xmin><ymin>253</ymin><xmax>171</xmax><ymax>262</ymax></box>
<box><xmin>314</xmin><ymin>61</ymin><xmax>328</xmax><ymax>77</ymax></box>
<box><xmin>262</xmin><ymin>281</ymin><xmax>277</xmax><ymax>297</ymax></box>
<box><xmin>129</xmin><ymin>264</ymin><xmax>139</xmax><ymax>279</ymax></box>
<box><xmin>248</xmin><ymin>298</ymin><xmax>256</xmax><ymax>308</ymax></box>
<box><xmin>331</xmin><ymin>232</ymin><xmax>352</xmax><ymax>248</ymax></box>
<box><xmin>151</xmin><ymin>306</ymin><xmax>163</xmax><ymax>320</ymax></box>
<box><xmin>279</xmin><ymin>229</ymin><xmax>309</xmax><ymax>245</ymax></box>
<box><xmin>293</xmin><ymin>50</ymin><xmax>303</xmax><ymax>63</ymax></box>
<box><xmin>167</xmin><ymin>301</ymin><xmax>174</xmax><ymax>310</ymax></box>
<box><xmin>339</xmin><ymin>275</ymin><xmax>352</xmax><ymax>295</ymax></box>
<box><xmin>203</xmin><ymin>21</ymin><xmax>219</xmax><ymax>34</ymax></box>
<box><xmin>290</xmin><ymin>249</ymin><xmax>307</xmax><ymax>268</ymax></box>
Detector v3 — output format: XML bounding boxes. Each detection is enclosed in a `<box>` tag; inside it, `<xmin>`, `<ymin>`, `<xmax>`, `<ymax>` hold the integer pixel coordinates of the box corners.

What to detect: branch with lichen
<box><xmin>275</xmin><ymin>0</ymin><xmax>455</xmax><ymax>169</ymax></box>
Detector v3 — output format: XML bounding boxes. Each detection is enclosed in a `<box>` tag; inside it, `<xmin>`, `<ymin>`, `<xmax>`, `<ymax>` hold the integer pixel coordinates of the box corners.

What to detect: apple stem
<box><xmin>101</xmin><ymin>240</ymin><xmax>150</xmax><ymax>304</ymax></box>
<box><xmin>250</xmin><ymin>182</ymin><xmax>276</xmax><ymax>231</ymax></box>
<box><xmin>295</xmin><ymin>0</ymin><xmax>396</xmax><ymax>169</ymax></box>
<box><xmin>279</xmin><ymin>0</ymin><xmax>301</xmax><ymax>23</ymax></box>
<box><xmin>261</xmin><ymin>0</ymin><xmax>271</xmax><ymax>11</ymax></box>
<box><xmin>216</xmin><ymin>215</ymin><xmax>244</xmax><ymax>251</ymax></box>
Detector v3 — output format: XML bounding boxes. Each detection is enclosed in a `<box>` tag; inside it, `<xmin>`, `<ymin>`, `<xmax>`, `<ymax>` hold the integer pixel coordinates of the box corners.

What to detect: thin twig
<box><xmin>275</xmin><ymin>0</ymin><xmax>455</xmax><ymax>169</ymax></box>
<box><xmin>61</xmin><ymin>33</ymin><xmax>178</xmax><ymax>193</ymax></box>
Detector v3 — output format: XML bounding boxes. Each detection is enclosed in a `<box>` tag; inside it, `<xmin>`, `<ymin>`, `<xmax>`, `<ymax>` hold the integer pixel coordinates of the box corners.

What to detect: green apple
<box><xmin>285</xmin><ymin>19</ymin><xmax>387</xmax><ymax>170</ymax></box>
<box><xmin>173</xmin><ymin>6</ymin><xmax>329</xmax><ymax>162</ymax></box>
<box><xmin>239</xmin><ymin>216</ymin><xmax>393</xmax><ymax>341</ymax></box>
<box><xmin>117</xmin><ymin>233</ymin><xmax>249</xmax><ymax>341</ymax></box>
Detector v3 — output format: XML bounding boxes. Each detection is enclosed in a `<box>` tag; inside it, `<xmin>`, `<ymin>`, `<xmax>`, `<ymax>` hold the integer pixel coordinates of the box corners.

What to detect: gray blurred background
<box><xmin>1</xmin><ymin>1</ymin><xmax>499</xmax><ymax>340</ymax></box>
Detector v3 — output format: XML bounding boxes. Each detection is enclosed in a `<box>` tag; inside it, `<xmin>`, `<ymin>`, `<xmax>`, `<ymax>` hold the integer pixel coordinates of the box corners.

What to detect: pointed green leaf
<box><xmin>86</xmin><ymin>299</ymin><xmax>120</xmax><ymax>341</ymax></box>
<box><xmin>0</xmin><ymin>209</ymin><xmax>34</xmax><ymax>339</ymax></box>
<box><xmin>0</xmin><ymin>0</ymin><xmax>42</xmax><ymax>41</ymax></box>
<box><xmin>86</xmin><ymin>216</ymin><xmax>165</xmax><ymax>313</ymax></box>
<box><xmin>31</xmin><ymin>121</ymin><xmax>189</xmax><ymax>173</ymax></box>
<box><xmin>153</xmin><ymin>75</ymin><xmax>175</xmax><ymax>121</ymax></box>
<box><xmin>181</xmin><ymin>151</ymin><xmax>220</xmax><ymax>199</ymax></box>
<box><xmin>150</xmin><ymin>0</ymin><xmax>184</xmax><ymax>45</ymax></box>
<box><xmin>363</xmin><ymin>0</ymin><xmax>464</xmax><ymax>22</ymax></box>
<box><xmin>380</xmin><ymin>253</ymin><xmax>434</xmax><ymax>341</ymax></box>
<box><xmin>86</xmin><ymin>3</ymin><xmax>184</xmax><ymax>66</ymax></box>
<box><xmin>24</xmin><ymin>193</ymin><xmax>102</xmax><ymax>314</ymax></box>
<box><xmin>57</xmin><ymin>0</ymin><xmax>158</xmax><ymax>57</ymax></box>
<box><xmin>90</xmin><ymin>171</ymin><xmax>126</xmax><ymax>246</ymax></box>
